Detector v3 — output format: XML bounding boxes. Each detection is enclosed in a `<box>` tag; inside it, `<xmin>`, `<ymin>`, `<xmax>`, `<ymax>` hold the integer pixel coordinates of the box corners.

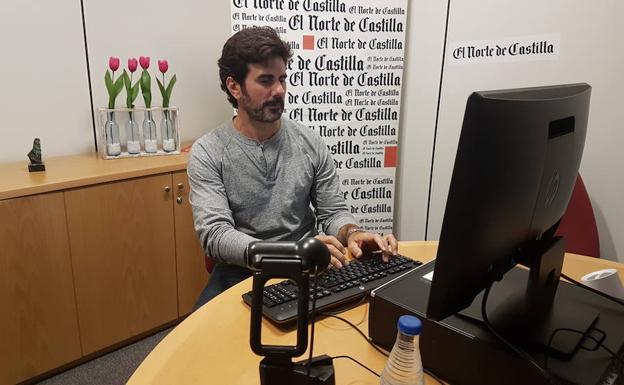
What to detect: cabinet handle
<box><xmin>176</xmin><ymin>197</ymin><xmax>183</xmax><ymax>204</ymax></box>
<box><xmin>164</xmin><ymin>186</ymin><xmax>171</xmax><ymax>193</ymax></box>
<box><xmin>177</xmin><ymin>183</ymin><xmax>184</xmax><ymax>190</ymax></box>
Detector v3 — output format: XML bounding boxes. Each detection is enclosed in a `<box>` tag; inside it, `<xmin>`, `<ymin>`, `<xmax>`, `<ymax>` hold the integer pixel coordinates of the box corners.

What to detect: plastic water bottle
<box><xmin>380</xmin><ymin>315</ymin><xmax>424</xmax><ymax>385</ymax></box>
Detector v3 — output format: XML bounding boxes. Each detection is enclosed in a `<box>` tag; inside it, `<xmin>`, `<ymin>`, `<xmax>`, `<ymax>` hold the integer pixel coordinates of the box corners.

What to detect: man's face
<box><xmin>237</xmin><ymin>56</ymin><xmax>287</xmax><ymax>123</ymax></box>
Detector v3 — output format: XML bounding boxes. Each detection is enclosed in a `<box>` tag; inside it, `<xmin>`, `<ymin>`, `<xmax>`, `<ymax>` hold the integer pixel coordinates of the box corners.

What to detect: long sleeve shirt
<box><xmin>188</xmin><ymin>116</ymin><xmax>355</xmax><ymax>267</ymax></box>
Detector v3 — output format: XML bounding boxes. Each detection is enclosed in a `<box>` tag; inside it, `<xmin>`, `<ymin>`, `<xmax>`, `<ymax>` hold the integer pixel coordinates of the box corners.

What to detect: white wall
<box><xmin>83</xmin><ymin>0</ymin><xmax>233</xmax><ymax>145</ymax></box>
<box><xmin>0</xmin><ymin>1</ymin><xmax>93</xmax><ymax>163</ymax></box>
<box><xmin>394</xmin><ymin>0</ymin><xmax>448</xmax><ymax>241</ymax></box>
<box><xmin>422</xmin><ymin>0</ymin><xmax>624</xmax><ymax>261</ymax></box>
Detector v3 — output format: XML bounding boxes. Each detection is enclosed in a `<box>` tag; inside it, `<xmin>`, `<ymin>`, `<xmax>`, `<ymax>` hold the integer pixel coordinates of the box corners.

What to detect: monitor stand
<box><xmin>479</xmin><ymin>291</ymin><xmax>600</xmax><ymax>361</ymax></box>
<box><xmin>465</xmin><ymin>236</ymin><xmax>601</xmax><ymax>361</ymax></box>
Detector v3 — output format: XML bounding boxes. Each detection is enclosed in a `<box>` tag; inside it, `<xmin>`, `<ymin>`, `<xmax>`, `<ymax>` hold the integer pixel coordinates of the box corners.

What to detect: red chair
<box><xmin>555</xmin><ymin>174</ymin><xmax>600</xmax><ymax>258</ymax></box>
<box><xmin>205</xmin><ymin>255</ymin><xmax>216</xmax><ymax>274</ymax></box>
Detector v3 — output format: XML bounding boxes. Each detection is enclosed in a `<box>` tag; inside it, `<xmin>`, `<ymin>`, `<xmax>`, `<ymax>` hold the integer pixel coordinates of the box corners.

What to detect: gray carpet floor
<box><xmin>36</xmin><ymin>327</ymin><xmax>173</xmax><ymax>385</ymax></box>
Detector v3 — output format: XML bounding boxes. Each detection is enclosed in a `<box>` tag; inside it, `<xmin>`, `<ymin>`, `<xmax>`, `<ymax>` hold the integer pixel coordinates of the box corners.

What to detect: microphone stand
<box><xmin>247</xmin><ymin>239</ymin><xmax>336</xmax><ymax>385</ymax></box>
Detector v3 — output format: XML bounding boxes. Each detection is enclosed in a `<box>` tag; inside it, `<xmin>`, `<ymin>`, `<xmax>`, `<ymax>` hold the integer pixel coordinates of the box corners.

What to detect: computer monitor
<box><xmin>427</xmin><ymin>83</ymin><xmax>591</xmax><ymax>323</ymax></box>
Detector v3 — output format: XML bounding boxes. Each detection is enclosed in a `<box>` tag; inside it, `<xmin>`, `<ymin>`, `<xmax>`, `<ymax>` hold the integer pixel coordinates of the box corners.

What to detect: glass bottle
<box><xmin>105</xmin><ymin>111</ymin><xmax>121</xmax><ymax>156</ymax></box>
<box><xmin>126</xmin><ymin>110</ymin><xmax>140</xmax><ymax>154</ymax></box>
<box><xmin>143</xmin><ymin>110</ymin><xmax>157</xmax><ymax>153</ymax></box>
<box><xmin>160</xmin><ymin>109</ymin><xmax>176</xmax><ymax>152</ymax></box>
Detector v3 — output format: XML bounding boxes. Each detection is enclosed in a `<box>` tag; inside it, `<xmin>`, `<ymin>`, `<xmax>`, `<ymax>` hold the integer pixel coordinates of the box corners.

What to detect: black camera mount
<box><xmin>246</xmin><ymin>238</ymin><xmax>336</xmax><ymax>385</ymax></box>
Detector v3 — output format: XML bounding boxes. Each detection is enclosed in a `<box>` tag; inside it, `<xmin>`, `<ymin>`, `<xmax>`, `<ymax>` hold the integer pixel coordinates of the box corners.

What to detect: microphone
<box><xmin>245</xmin><ymin>238</ymin><xmax>331</xmax><ymax>274</ymax></box>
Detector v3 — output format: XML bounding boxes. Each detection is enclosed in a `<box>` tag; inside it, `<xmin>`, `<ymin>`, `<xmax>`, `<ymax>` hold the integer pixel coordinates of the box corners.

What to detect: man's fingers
<box><xmin>326</xmin><ymin>236</ymin><xmax>347</xmax><ymax>254</ymax></box>
<box><xmin>329</xmin><ymin>256</ymin><xmax>344</xmax><ymax>269</ymax></box>
<box><xmin>384</xmin><ymin>234</ymin><xmax>399</xmax><ymax>256</ymax></box>
<box><xmin>327</xmin><ymin>244</ymin><xmax>348</xmax><ymax>267</ymax></box>
<box><xmin>347</xmin><ymin>235</ymin><xmax>363</xmax><ymax>259</ymax></box>
<box><xmin>347</xmin><ymin>242</ymin><xmax>362</xmax><ymax>259</ymax></box>
<box><xmin>369</xmin><ymin>233</ymin><xmax>391</xmax><ymax>262</ymax></box>
<box><xmin>315</xmin><ymin>235</ymin><xmax>346</xmax><ymax>253</ymax></box>
<box><xmin>315</xmin><ymin>235</ymin><xmax>348</xmax><ymax>266</ymax></box>
<box><xmin>344</xmin><ymin>231</ymin><xmax>400</xmax><ymax>262</ymax></box>
<box><xmin>372</xmin><ymin>233</ymin><xmax>387</xmax><ymax>252</ymax></box>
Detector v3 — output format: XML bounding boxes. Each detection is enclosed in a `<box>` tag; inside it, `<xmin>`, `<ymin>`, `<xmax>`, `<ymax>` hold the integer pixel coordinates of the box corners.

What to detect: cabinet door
<box><xmin>0</xmin><ymin>192</ymin><xmax>82</xmax><ymax>385</ymax></box>
<box><xmin>65</xmin><ymin>174</ymin><xmax>178</xmax><ymax>354</ymax></box>
<box><xmin>173</xmin><ymin>171</ymin><xmax>209</xmax><ymax>315</ymax></box>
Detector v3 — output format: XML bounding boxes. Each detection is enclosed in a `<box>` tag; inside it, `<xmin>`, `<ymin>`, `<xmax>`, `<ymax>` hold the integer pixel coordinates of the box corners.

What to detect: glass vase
<box><xmin>125</xmin><ymin>110</ymin><xmax>141</xmax><ymax>154</ymax></box>
<box><xmin>143</xmin><ymin>110</ymin><xmax>157</xmax><ymax>153</ymax></box>
<box><xmin>160</xmin><ymin>109</ymin><xmax>176</xmax><ymax>152</ymax></box>
<box><xmin>105</xmin><ymin>111</ymin><xmax>121</xmax><ymax>156</ymax></box>
<box><xmin>97</xmin><ymin>107</ymin><xmax>180</xmax><ymax>159</ymax></box>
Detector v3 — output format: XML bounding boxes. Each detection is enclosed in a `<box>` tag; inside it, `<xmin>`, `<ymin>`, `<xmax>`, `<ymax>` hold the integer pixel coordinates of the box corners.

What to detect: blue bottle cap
<box><xmin>397</xmin><ymin>315</ymin><xmax>422</xmax><ymax>336</ymax></box>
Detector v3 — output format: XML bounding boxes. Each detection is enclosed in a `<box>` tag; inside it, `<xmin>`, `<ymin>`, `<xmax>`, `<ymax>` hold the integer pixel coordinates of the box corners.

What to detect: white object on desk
<box><xmin>581</xmin><ymin>268</ymin><xmax>624</xmax><ymax>300</ymax></box>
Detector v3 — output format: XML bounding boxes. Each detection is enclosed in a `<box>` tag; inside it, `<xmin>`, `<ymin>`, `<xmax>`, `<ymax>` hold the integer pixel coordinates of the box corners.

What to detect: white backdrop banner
<box><xmin>230</xmin><ymin>0</ymin><xmax>408</xmax><ymax>234</ymax></box>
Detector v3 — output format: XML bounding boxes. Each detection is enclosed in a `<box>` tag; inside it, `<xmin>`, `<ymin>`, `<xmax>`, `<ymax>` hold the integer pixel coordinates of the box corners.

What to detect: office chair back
<box><xmin>555</xmin><ymin>174</ymin><xmax>600</xmax><ymax>258</ymax></box>
<box><xmin>205</xmin><ymin>255</ymin><xmax>216</xmax><ymax>274</ymax></box>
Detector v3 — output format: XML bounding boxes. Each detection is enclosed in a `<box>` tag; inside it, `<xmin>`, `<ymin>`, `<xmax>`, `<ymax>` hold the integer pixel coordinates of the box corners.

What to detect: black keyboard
<box><xmin>242</xmin><ymin>254</ymin><xmax>422</xmax><ymax>326</ymax></box>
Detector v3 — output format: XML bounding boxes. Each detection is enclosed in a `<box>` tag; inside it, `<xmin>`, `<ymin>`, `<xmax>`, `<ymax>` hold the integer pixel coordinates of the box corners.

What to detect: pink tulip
<box><xmin>158</xmin><ymin>59</ymin><xmax>169</xmax><ymax>74</ymax></box>
<box><xmin>128</xmin><ymin>58</ymin><xmax>138</xmax><ymax>72</ymax></box>
<box><xmin>139</xmin><ymin>56</ymin><xmax>150</xmax><ymax>70</ymax></box>
<box><xmin>109</xmin><ymin>56</ymin><xmax>120</xmax><ymax>72</ymax></box>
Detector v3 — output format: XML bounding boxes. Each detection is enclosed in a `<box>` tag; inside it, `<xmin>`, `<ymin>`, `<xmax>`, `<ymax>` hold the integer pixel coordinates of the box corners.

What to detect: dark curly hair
<box><xmin>218</xmin><ymin>26</ymin><xmax>292</xmax><ymax>108</ymax></box>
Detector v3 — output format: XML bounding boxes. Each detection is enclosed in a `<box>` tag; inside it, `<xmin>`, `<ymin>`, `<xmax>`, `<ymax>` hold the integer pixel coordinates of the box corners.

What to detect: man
<box><xmin>188</xmin><ymin>26</ymin><xmax>398</xmax><ymax>308</ymax></box>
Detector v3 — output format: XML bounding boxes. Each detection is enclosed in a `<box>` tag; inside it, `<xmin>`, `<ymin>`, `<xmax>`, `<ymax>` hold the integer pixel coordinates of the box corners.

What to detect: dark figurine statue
<box><xmin>27</xmin><ymin>138</ymin><xmax>45</xmax><ymax>172</ymax></box>
<box><xmin>27</xmin><ymin>138</ymin><xmax>42</xmax><ymax>164</ymax></box>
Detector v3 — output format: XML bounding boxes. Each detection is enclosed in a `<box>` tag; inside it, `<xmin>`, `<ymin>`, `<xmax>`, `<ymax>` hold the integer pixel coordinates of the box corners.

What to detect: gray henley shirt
<box><xmin>188</xmin><ymin>116</ymin><xmax>356</xmax><ymax>267</ymax></box>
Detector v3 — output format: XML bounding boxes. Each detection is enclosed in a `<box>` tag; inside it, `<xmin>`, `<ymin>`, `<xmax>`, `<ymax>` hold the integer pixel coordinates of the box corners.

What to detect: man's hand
<box><xmin>347</xmin><ymin>231</ymin><xmax>398</xmax><ymax>262</ymax></box>
<box><xmin>314</xmin><ymin>234</ymin><xmax>348</xmax><ymax>268</ymax></box>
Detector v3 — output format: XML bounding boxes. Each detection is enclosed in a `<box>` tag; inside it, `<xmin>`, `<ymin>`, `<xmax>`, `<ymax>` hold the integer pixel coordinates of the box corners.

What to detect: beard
<box><xmin>239</xmin><ymin>92</ymin><xmax>284</xmax><ymax>123</ymax></box>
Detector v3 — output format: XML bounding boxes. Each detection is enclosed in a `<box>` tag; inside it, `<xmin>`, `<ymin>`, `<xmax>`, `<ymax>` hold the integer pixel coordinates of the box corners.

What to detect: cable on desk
<box><xmin>560</xmin><ymin>273</ymin><xmax>624</xmax><ymax>307</ymax></box>
<box><xmin>551</xmin><ymin>274</ymin><xmax>624</xmax><ymax>376</ymax></box>
<box><xmin>321</xmin><ymin>313</ymin><xmax>446</xmax><ymax>385</ymax></box>
<box><xmin>320</xmin><ymin>313</ymin><xmax>387</xmax><ymax>356</ymax></box>
<box><xmin>331</xmin><ymin>355</ymin><xmax>379</xmax><ymax>377</ymax></box>
<box><xmin>545</xmin><ymin>327</ymin><xmax>624</xmax><ymax>371</ymax></box>
<box><xmin>481</xmin><ymin>283</ymin><xmax>557</xmax><ymax>385</ymax></box>
<box><xmin>306</xmin><ymin>266</ymin><xmax>320</xmax><ymax>378</ymax></box>
<box><xmin>321</xmin><ymin>293</ymin><xmax>370</xmax><ymax>316</ymax></box>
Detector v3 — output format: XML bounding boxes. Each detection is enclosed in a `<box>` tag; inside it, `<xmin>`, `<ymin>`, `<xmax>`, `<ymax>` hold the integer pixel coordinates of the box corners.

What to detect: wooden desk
<box><xmin>128</xmin><ymin>241</ymin><xmax>624</xmax><ymax>385</ymax></box>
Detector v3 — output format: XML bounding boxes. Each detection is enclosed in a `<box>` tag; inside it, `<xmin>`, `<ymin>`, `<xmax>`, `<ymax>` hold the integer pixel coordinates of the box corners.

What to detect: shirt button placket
<box><xmin>258</xmin><ymin>143</ymin><xmax>268</xmax><ymax>177</ymax></box>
